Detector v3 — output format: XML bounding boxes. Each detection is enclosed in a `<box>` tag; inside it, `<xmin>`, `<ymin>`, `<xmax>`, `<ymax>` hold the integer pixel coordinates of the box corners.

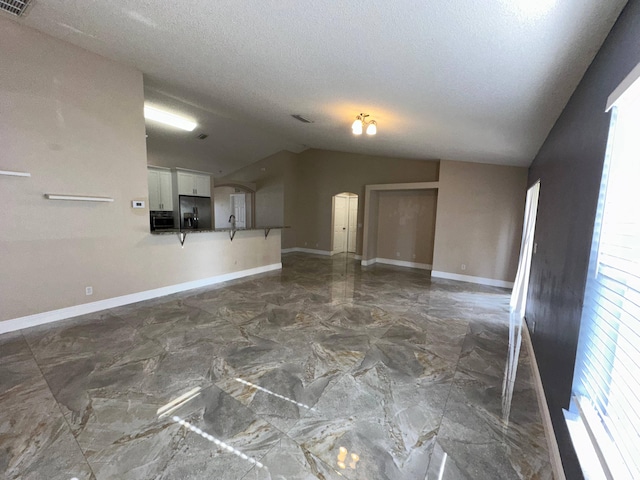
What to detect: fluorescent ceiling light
<box><xmin>144</xmin><ymin>105</ymin><xmax>197</xmax><ymax>131</ymax></box>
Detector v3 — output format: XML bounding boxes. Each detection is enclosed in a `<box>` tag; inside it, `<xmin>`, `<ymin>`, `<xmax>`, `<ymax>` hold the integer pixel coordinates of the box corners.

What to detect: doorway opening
<box><xmin>213</xmin><ymin>184</ymin><xmax>255</xmax><ymax>229</ymax></box>
<box><xmin>503</xmin><ymin>180</ymin><xmax>540</xmax><ymax>439</ymax></box>
<box><xmin>331</xmin><ymin>192</ymin><xmax>358</xmax><ymax>254</ymax></box>
<box><xmin>510</xmin><ymin>180</ymin><xmax>540</xmax><ymax>322</ymax></box>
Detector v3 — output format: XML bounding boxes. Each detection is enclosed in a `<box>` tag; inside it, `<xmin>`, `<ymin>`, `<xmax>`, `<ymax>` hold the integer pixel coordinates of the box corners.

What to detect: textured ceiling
<box><xmin>14</xmin><ymin>0</ymin><xmax>627</xmax><ymax>174</ymax></box>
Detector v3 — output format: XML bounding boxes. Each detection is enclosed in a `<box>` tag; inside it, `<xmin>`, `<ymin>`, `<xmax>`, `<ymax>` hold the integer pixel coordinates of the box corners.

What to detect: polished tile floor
<box><xmin>1</xmin><ymin>253</ymin><xmax>552</xmax><ymax>479</ymax></box>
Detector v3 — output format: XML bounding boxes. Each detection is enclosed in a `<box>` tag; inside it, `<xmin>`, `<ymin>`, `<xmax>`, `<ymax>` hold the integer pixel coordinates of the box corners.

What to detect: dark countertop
<box><xmin>150</xmin><ymin>226</ymin><xmax>289</xmax><ymax>235</ymax></box>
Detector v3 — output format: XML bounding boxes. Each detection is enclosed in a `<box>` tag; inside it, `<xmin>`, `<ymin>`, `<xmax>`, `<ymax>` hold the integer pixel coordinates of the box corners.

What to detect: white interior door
<box><xmin>230</xmin><ymin>193</ymin><xmax>246</xmax><ymax>228</ymax></box>
<box><xmin>510</xmin><ymin>181</ymin><xmax>541</xmax><ymax>318</ymax></box>
<box><xmin>347</xmin><ymin>196</ymin><xmax>358</xmax><ymax>253</ymax></box>
<box><xmin>333</xmin><ymin>195</ymin><xmax>348</xmax><ymax>253</ymax></box>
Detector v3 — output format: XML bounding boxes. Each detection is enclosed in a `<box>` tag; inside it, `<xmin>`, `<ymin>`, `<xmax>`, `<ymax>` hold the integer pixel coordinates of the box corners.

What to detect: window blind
<box><xmin>572</xmin><ymin>93</ymin><xmax>640</xmax><ymax>479</ymax></box>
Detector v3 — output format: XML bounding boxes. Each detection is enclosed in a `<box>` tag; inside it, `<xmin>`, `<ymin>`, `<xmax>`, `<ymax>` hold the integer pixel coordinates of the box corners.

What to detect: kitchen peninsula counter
<box><xmin>150</xmin><ymin>226</ymin><xmax>289</xmax><ymax>235</ymax></box>
<box><xmin>150</xmin><ymin>226</ymin><xmax>289</xmax><ymax>244</ymax></box>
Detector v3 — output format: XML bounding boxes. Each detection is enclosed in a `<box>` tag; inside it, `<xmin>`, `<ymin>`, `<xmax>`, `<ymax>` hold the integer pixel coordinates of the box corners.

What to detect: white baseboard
<box><xmin>0</xmin><ymin>263</ymin><xmax>282</xmax><ymax>335</ymax></box>
<box><xmin>523</xmin><ymin>320</ymin><xmax>566</xmax><ymax>480</ymax></box>
<box><xmin>330</xmin><ymin>250</ymin><xmax>359</xmax><ymax>256</ymax></box>
<box><xmin>430</xmin><ymin>270</ymin><xmax>514</xmax><ymax>289</ymax></box>
<box><xmin>281</xmin><ymin>247</ymin><xmax>332</xmax><ymax>256</ymax></box>
<box><xmin>362</xmin><ymin>257</ymin><xmax>432</xmax><ymax>270</ymax></box>
<box><xmin>297</xmin><ymin>248</ymin><xmax>331</xmax><ymax>256</ymax></box>
<box><xmin>283</xmin><ymin>248</ymin><xmax>361</xmax><ymax>258</ymax></box>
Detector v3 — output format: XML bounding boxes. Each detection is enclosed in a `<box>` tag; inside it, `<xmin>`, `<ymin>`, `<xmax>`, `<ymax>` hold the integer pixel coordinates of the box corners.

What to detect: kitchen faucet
<box><xmin>229</xmin><ymin>214</ymin><xmax>236</xmax><ymax>228</ymax></box>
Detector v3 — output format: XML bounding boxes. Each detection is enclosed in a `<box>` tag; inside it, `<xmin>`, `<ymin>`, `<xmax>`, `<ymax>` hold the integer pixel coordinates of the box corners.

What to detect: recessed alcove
<box><xmin>362</xmin><ymin>182</ymin><xmax>439</xmax><ymax>269</ymax></box>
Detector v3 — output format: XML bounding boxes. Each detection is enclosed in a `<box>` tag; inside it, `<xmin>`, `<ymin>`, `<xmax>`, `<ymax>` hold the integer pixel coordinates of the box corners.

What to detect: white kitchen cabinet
<box><xmin>148</xmin><ymin>168</ymin><xmax>173</xmax><ymax>211</ymax></box>
<box><xmin>194</xmin><ymin>174</ymin><xmax>211</xmax><ymax>197</ymax></box>
<box><xmin>176</xmin><ymin>171</ymin><xmax>211</xmax><ymax>197</ymax></box>
<box><xmin>176</xmin><ymin>172</ymin><xmax>191</xmax><ymax>196</ymax></box>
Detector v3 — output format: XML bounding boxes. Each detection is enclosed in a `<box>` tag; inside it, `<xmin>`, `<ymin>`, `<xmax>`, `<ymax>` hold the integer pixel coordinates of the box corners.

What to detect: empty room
<box><xmin>1</xmin><ymin>1</ymin><xmax>639</xmax><ymax>479</ymax></box>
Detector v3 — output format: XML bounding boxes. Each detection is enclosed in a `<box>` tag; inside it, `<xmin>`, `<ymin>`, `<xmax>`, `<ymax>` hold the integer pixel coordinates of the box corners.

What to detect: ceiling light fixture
<box><xmin>351</xmin><ymin>113</ymin><xmax>377</xmax><ymax>136</ymax></box>
<box><xmin>144</xmin><ymin>105</ymin><xmax>197</xmax><ymax>131</ymax></box>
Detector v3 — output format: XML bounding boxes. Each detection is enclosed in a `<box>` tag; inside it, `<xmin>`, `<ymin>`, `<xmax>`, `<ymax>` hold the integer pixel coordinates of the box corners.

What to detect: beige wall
<box><xmin>432</xmin><ymin>160</ymin><xmax>527</xmax><ymax>282</ymax></box>
<box><xmin>376</xmin><ymin>190</ymin><xmax>438</xmax><ymax>265</ymax></box>
<box><xmin>0</xmin><ymin>19</ymin><xmax>281</xmax><ymax>324</ymax></box>
<box><xmin>225</xmin><ymin>149</ymin><xmax>439</xmax><ymax>253</ymax></box>
<box><xmin>294</xmin><ymin>150</ymin><xmax>440</xmax><ymax>253</ymax></box>
<box><xmin>225</xmin><ymin>150</ymin><xmax>526</xmax><ymax>284</ymax></box>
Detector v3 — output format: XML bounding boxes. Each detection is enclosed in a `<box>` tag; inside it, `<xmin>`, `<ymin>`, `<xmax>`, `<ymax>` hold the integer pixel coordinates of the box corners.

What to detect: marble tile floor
<box><xmin>0</xmin><ymin>253</ymin><xmax>553</xmax><ymax>479</ymax></box>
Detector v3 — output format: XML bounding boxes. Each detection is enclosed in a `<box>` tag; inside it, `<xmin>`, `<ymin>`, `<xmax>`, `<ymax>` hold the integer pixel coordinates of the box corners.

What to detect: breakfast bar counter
<box><xmin>151</xmin><ymin>226</ymin><xmax>289</xmax><ymax>244</ymax></box>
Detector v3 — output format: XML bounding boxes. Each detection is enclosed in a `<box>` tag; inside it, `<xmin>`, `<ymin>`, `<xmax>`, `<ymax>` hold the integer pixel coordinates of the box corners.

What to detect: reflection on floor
<box><xmin>0</xmin><ymin>253</ymin><xmax>553</xmax><ymax>479</ymax></box>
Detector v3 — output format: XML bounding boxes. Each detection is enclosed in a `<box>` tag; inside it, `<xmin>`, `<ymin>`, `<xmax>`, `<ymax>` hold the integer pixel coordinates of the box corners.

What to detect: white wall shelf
<box><xmin>44</xmin><ymin>194</ymin><xmax>114</xmax><ymax>202</ymax></box>
<box><xmin>0</xmin><ymin>170</ymin><xmax>31</xmax><ymax>177</ymax></box>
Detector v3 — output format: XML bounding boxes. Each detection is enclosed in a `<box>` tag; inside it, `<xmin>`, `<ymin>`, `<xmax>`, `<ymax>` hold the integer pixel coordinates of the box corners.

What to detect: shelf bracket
<box><xmin>229</xmin><ymin>229</ymin><xmax>237</xmax><ymax>242</ymax></box>
<box><xmin>264</xmin><ymin>228</ymin><xmax>271</xmax><ymax>239</ymax></box>
<box><xmin>178</xmin><ymin>232</ymin><xmax>187</xmax><ymax>246</ymax></box>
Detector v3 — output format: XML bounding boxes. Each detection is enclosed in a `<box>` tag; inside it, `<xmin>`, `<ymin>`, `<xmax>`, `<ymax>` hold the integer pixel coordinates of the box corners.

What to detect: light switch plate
<box><xmin>132</xmin><ymin>200</ymin><xmax>145</xmax><ymax>208</ymax></box>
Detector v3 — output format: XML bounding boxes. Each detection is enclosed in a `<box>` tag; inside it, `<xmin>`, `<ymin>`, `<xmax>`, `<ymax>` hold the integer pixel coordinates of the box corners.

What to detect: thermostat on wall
<box><xmin>132</xmin><ymin>200</ymin><xmax>145</xmax><ymax>209</ymax></box>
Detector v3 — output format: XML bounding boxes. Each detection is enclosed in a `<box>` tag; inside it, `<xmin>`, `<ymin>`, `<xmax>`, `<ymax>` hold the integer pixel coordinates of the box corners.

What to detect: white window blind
<box><xmin>572</xmin><ymin>79</ymin><xmax>640</xmax><ymax>479</ymax></box>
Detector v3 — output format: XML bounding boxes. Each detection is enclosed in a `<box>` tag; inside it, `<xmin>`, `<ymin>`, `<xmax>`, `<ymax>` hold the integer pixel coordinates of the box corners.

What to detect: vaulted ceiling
<box><xmin>14</xmin><ymin>0</ymin><xmax>628</xmax><ymax>175</ymax></box>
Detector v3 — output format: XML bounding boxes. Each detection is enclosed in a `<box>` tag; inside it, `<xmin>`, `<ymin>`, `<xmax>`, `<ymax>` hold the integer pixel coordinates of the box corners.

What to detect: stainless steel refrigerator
<box><xmin>179</xmin><ymin>195</ymin><xmax>212</xmax><ymax>230</ymax></box>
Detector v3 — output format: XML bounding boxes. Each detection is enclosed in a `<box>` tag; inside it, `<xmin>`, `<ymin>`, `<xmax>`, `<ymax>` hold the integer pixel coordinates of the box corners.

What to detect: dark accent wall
<box><xmin>526</xmin><ymin>1</ymin><xmax>640</xmax><ymax>477</ymax></box>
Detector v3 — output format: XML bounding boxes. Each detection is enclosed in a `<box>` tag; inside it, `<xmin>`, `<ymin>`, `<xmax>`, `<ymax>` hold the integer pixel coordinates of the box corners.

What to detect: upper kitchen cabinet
<box><xmin>148</xmin><ymin>167</ymin><xmax>173</xmax><ymax>211</ymax></box>
<box><xmin>176</xmin><ymin>170</ymin><xmax>211</xmax><ymax>197</ymax></box>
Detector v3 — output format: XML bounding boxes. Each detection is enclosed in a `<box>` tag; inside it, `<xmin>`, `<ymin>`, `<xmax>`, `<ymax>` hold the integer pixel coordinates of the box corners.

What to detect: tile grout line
<box><xmin>238</xmin><ymin>272</ymin><xmax>391</xmax><ymax>479</ymax></box>
<box><xmin>241</xmin><ymin>347</ymin><xmax>380</xmax><ymax>480</ymax></box>
<box><xmin>420</xmin><ymin>319</ymin><xmax>472</xmax><ymax>478</ymax></box>
<box><xmin>20</xmin><ymin>329</ymin><xmax>99</xmax><ymax>480</ymax></box>
<box><xmin>111</xmin><ymin>300</ymin><xmax>272</xmax><ymax>479</ymax></box>
<box><xmin>241</xmin><ymin>265</ymin><xmax>423</xmax><ymax>472</ymax></box>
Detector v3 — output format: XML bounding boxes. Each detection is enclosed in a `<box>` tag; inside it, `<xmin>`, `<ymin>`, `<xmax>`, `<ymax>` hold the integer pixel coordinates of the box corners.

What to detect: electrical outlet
<box><xmin>304</xmin><ymin>242</ymin><xmax>307</xmax><ymax>246</ymax></box>
<box><xmin>132</xmin><ymin>200</ymin><xmax>145</xmax><ymax>209</ymax></box>
<box><xmin>315</xmin><ymin>243</ymin><xmax>319</xmax><ymax>247</ymax></box>
<box><xmin>85</xmin><ymin>286</ymin><xmax>93</xmax><ymax>296</ymax></box>
<box><xmin>534</xmin><ymin>242</ymin><xmax>538</xmax><ymax>254</ymax></box>
<box><xmin>461</xmin><ymin>264</ymin><xmax>466</xmax><ymax>271</ymax></box>
<box><xmin>396</xmin><ymin>252</ymin><xmax>401</xmax><ymax>257</ymax></box>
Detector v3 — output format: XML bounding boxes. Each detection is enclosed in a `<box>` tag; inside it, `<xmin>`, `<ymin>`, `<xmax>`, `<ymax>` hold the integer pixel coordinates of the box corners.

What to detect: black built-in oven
<box><xmin>150</xmin><ymin>211</ymin><xmax>175</xmax><ymax>231</ymax></box>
